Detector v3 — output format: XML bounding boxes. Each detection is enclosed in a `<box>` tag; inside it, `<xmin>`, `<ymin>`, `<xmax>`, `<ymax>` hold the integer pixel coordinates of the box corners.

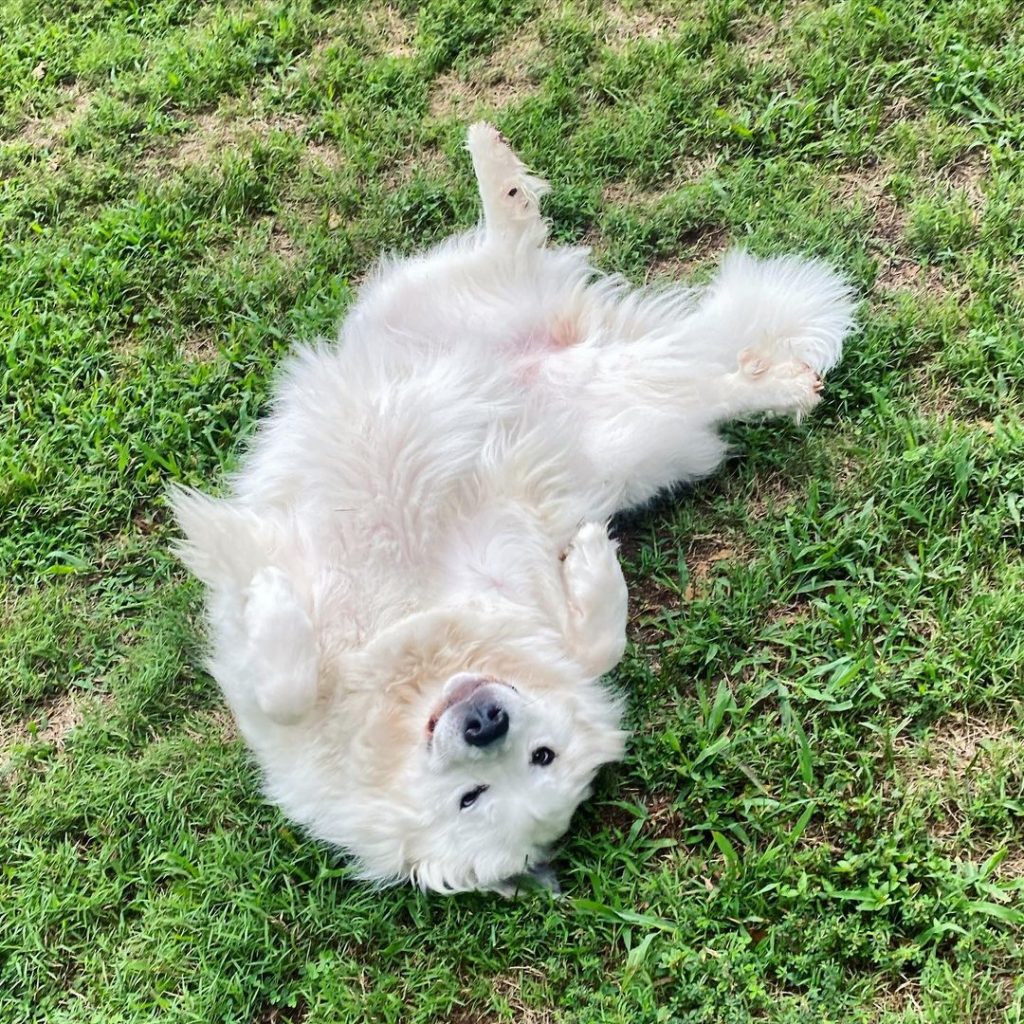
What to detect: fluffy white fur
<box><xmin>170</xmin><ymin>124</ymin><xmax>855</xmax><ymax>894</ymax></box>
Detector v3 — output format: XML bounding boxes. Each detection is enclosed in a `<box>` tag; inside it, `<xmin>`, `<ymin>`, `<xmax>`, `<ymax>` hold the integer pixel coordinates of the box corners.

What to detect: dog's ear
<box><xmin>166</xmin><ymin>486</ymin><xmax>275</xmax><ymax>589</ymax></box>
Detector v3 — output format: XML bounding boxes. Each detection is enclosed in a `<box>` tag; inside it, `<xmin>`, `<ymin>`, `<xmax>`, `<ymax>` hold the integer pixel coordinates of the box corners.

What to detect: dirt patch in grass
<box><xmin>894</xmin><ymin>712</ymin><xmax>1015</xmax><ymax>791</ymax></box>
<box><xmin>733</xmin><ymin>1</ymin><xmax>817</xmax><ymax>67</ymax></box>
<box><xmin>0</xmin><ymin>690</ymin><xmax>114</xmax><ymax>762</ymax></box>
<box><xmin>490</xmin><ymin>971</ymin><xmax>555</xmax><ymax>1024</ymax></box>
<box><xmin>180</xmin><ymin>331</ymin><xmax>221</xmax><ymax>362</ymax></box>
<box><xmin>184</xmin><ymin>706</ymin><xmax>238</xmax><ymax>743</ymax></box>
<box><xmin>429</xmin><ymin>26</ymin><xmax>542</xmax><ymax>118</ymax></box>
<box><xmin>685</xmin><ymin>535</ymin><xmax>746</xmax><ymax>594</ymax></box>
<box><xmin>876</xmin><ymin>258</ymin><xmax>949</xmax><ymax>296</ymax></box>
<box><xmin>762</xmin><ymin>599</ymin><xmax>812</xmax><ymax>628</ymax></box>
<box><xmin>628</xmin><ymin>570</ymin><xmax>683</xmax><ymax>617</ymax></box>
<box><xmin>892</xmin><ymin>711</ymin><xmax>1021</xmax><ymax>841</ymax></box>
<box><xmin>839</xmin><ymin>163</ymin><xmax>906</xmax><ymax>248</ymax></box>
<box><xmin>869</xmin><ymin>976</ymin><xmax>925</xmax><ymax>1021</ymax></box>
<box><xmin>992</xmin><ymin>848</ymin><xmax>1024</xmax><ymax>884</ymax></box>
<box><xmin>943</xmin><ymin>151</ymin><xmax>989</xmax><ymax>212</ymax></box>
<box><xmin>840</xmin><ymin>158</ymin><xmax>985</xmax><ymax>298</ymax></box>
<box><xmin>626</xmin><ymin>570</ymin><xmax>682</xmax><ymax>653</ymax></box>
<box><xmin>620</xmin><ymin>531</ymin><xmax>743</xmax><ymax>645</ymax></box>
<box><xmin>907</xmin><ymin>367</ymin><xmax>991</xmax><ymax>423</ymax></box>
<box><xmin>602</xmin><ymin>1</ymin><xmax>686</xmax><ymax>48</ymax></box>
<box><xmin>382</xmin><ymin>141</ymin><xmax>448</xmax><ymax>193</ymax></box>
<box><xmin>367</xmin><ymin>4</ymin><xmax>416</xmax><ymax>59</ymax></box>
<box><xmin>17</xmin><ymin>84</ymin><xmax>91</xmax><ymax>150</ymax></box>
<box><xmin>879</xmin><ymin>95</ymin><xmax>922</xmax><ymax>131</ymax></box>
<box><xmin>268</xmin><ymin>220</ymin><xmax>300</xmax><ymax>264</ymax></box>
<box><xmin>602</xmin><ymin>156</ymin><xmax>717</xmax><ymax>207</ymax></box>
<box><xmin>252</xmin><ymin>1000</ymin><xmax>307</xmax><ymax>1024</ymax></box>
<box><xmin>148</xmin><ymin>110</ymin><xmax>311</xmax><ymax>172</ymax></box>
<box><xmin>746</xmin><ymin>470</ymin><xmax>809</xmax><ymax>522</ymax></box>
<box><xmin>645</xmin><ymin>226</ymin><xmax>731</xmax><ymax>282</ymax></box>
<box><xmin>732</xmin><ymin>11</ymin><xmax>787</xmax><ymax>67</ymax></box>
<box><xmin>303</xmin><ymin>141</ymin><xmax>345</xmax><ymax>170</ymax></box>
<box><xmin>838</xmin><ymin>162</ymin><xmax>955</xmax><ymax>296</ymax></box>
<box><xmin>448</xmin><ymin>969</ymin><xmax>553</xmax><ymax>1024</ymax></box>
<box><xmin>641</xmin><ymin>792</ymin><xmax>688</xmax><ymax>842</ymax></box>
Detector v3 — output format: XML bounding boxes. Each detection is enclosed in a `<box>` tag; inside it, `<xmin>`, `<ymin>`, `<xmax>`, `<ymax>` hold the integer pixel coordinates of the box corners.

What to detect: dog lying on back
<box><xmin>171</xmin><ymin>124</ymin><xmax>854</xmax><ymax>894</ymax></box>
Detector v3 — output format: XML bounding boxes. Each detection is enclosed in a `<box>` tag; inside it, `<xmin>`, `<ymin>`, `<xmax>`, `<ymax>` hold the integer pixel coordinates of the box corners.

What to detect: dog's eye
<box><xmin>531</xmin><ymin>746</ymin><xmax>556</xmax><ymax>767</ymax></box>
<box><xmin>459</xmin><ymin>785</ymin><xmax>488</xmax><ymax>810</ymax></box>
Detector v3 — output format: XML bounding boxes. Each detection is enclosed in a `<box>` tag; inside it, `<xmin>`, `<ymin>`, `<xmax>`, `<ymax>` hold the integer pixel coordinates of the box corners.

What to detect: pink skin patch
<box><xmin>548</xmin><ymin>315</ymin><xmax>579</xmax><ymax>349</ymax></box>
<box><xmin>512</xmin><ymin>315</ymin><xmax>581</xmax><ymax>385</ymax></box>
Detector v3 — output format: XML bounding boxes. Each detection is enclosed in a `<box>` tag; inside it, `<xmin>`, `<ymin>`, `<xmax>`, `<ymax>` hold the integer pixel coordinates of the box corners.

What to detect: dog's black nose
<box><xmin>463</xmin><ymin>699</ymin><xmax>509</xmax><ymax>747</ymax></box>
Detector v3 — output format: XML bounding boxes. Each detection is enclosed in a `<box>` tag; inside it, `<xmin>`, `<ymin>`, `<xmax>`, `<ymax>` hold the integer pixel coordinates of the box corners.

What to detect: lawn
<box><xmin>1</xmin><ymin>0</ymin><xmax>1023</xmax><ymax>1021</ymax></box>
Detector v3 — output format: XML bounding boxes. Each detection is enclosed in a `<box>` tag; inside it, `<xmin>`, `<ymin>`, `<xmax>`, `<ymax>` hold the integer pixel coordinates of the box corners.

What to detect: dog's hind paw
<box><xmin>467</xmin><ymin>121</ymin><xmax>549</xmax><ymax>227</ymax></box>
<box><xmin>736</xmin><ymin>348</ymin><xmax>823</xmax><ymax>421</ymax></box>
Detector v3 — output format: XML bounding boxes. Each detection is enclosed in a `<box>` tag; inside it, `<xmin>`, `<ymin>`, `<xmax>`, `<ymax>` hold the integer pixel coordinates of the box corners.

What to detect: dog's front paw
<box><xmin>561</xmin><ymin>522</ymin><xmax>628</xmax><ymax>676</ymax></box>
<box><xmin>244</xmin><ymin>567</ymin><xmax>319</xmax><ymax>724</ymax></box>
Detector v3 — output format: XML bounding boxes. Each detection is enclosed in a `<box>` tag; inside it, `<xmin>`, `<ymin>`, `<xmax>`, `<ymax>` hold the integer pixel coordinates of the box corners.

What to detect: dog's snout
<box><xmin>463</xmin><ymin>699</ymin><xmax>509</xmax><ymax>747</ymax></box>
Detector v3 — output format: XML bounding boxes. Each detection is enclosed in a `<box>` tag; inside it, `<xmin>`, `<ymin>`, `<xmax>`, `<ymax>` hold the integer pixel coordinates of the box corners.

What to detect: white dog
<box><xmin>170</xmin><ymin>124</ymin><xmax>854</xmax><ymax>894</ymax></box>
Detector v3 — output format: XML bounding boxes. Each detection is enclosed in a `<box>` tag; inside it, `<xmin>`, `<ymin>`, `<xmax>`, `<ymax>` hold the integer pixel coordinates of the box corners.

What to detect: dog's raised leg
<box><xmin>467</xmin><ymin>121</ymin><xmax>549</xmax><ymax>246</ymax></box>
<box><xmin>560</xmin><ymin>522</ymin><xmax>629</xmax><ymax>678</ymax></box>
<box><xmin>710</xmin><ymin>350</ymin><xmax>825</xmax><ymax>422</ymax></box>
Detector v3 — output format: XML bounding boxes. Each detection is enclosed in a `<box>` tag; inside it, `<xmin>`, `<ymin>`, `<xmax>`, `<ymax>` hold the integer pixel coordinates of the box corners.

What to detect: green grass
<box><xmin>2</xmin><ymin>0</ymin><xmax>1023</xmax><ymax>1020</ymax></box>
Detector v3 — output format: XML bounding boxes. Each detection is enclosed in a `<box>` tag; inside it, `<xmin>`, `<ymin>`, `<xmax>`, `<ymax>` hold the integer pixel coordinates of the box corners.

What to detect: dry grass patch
<box><xmin>732</xmin><ymin>0</ymin><xmax>818</xmax><ymax>68</ymax></box>
<box><xmin>602</xmin><ymin>1</ymin><xmax>688</xmax><ymax>49</ymax></box>
<box><xmin>875</xmin><ymin>258</ymin><xmax>949</xmax><ymax>296</ymax></box>
<box><xmin>942</xmin><ymin>151</ymin><xmax>989</xmax><ymax>213</ymax></box>
<box><xmin>366</xmin><ymin>3</ymin><xmax>416</xmax><ymax>59</ymax></box>
<box><xmin>180</xmin><ymin>331</ymin><xmax>221</xmax><ymax>362</ymax></box>
<box><xmin>16</xmin><ymin>83</ymin><xmax>91</xmax><ymax>151</ymax></box>
<box><xmin>905</xmin><ymin>367</ymin><xmax>1004</xmax><ymax>427</ymax></box>
<box><xmin>644</xmin><ymin>226</ymin><xmax>731</xmax><ymax>282</ymax></box>
<box><xmin>603</xmin><ymin>788</ymin><xmax>689</xmax><ymax>845</ymax></box>
<box><xmin>732</xmin><ymin>10</ymin><xmax>787</xmax><ymax>67</ymax></box>
<box><xmin>602</xmin><ymin>156</ymin><xmax>717</xmax><ymax>208</ymax></box>
<box><xmin>429</xmin><ymin>26</ymin><xmax>542</xmax><ymax>118</ymax></box>
<box><xmin>488</xmin><ymin>969</ymin><xmax>558</xmax><ymax>1024</ymax></box>
<box><xmin>0</xmin><ymin>690</ymin><xmax>114</xmax><ymax>764</ymax></box>
<box><xmin>148</xmin><ymin>110</ymin><xmax>312</xmax><ymax>172</ymax></box>
<box><xmin>892</xmin><ymin>711</ymin><xmax>1022</xmax><ymax>841</ymax></box>
<box><xmin>746</xmin><ymin>469</ymin><xmax>812</xmax><ymax>523</ymax></box>
<box><xmin>685</xmin><ymin>534</ymin><xmax>748</xmax><ymax>598</ymax></box>
<box><xmin>838</xmin><ymin>163</ymin><xmax>906</xmax><ymax>250</ymax></box>
<box><xmin>894</xmin><ymin>712</ymin><xmax>1017</xmax><ymax>790</ymax></box>
<box><xmin>447</xmin><ymin>968</ymin><xmax>555</xmax><ymax>1024</ymax></box>
<box><xmin>266</xmin><ymin>219</ymin><xmax>300</xmax><ymax>265</ymax></box>
<box><xmin>184</xmin><ymin>706</ymin><xmax>238</xmax><ymax>744</ymax></box>
<box><xmin>382</xmin><ymin>141</ymin><xmax>448</xmax><ymax>193</ymax></box>
<box><xmin>838</xmin><ymin>163</ymin><xmax>953</xmax><ymax>297</ymax></box>
<box><xmin>303</xmin><ymin>141</ymin><xmax>345</xmax><ymax>171</ymax></box>
<box><xmin>868</xmin><ymin>976</ymin><xmax>925</xmax><ymax>1021</ymax></box>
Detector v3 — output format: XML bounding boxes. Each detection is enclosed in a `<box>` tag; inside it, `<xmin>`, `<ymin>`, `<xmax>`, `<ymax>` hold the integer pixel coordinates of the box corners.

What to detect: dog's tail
<box><xmin>694</xmin><ymin>249</ymin><xmax>857</xmax><ymax>375</ymax></box>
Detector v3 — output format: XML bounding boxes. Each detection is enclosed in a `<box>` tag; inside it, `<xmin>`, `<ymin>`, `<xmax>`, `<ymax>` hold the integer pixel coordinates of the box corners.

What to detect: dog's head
<box><xmin>342</xmin><ymin>668</ymin><xmax>626</xmax><ymax>894</ymax></box>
